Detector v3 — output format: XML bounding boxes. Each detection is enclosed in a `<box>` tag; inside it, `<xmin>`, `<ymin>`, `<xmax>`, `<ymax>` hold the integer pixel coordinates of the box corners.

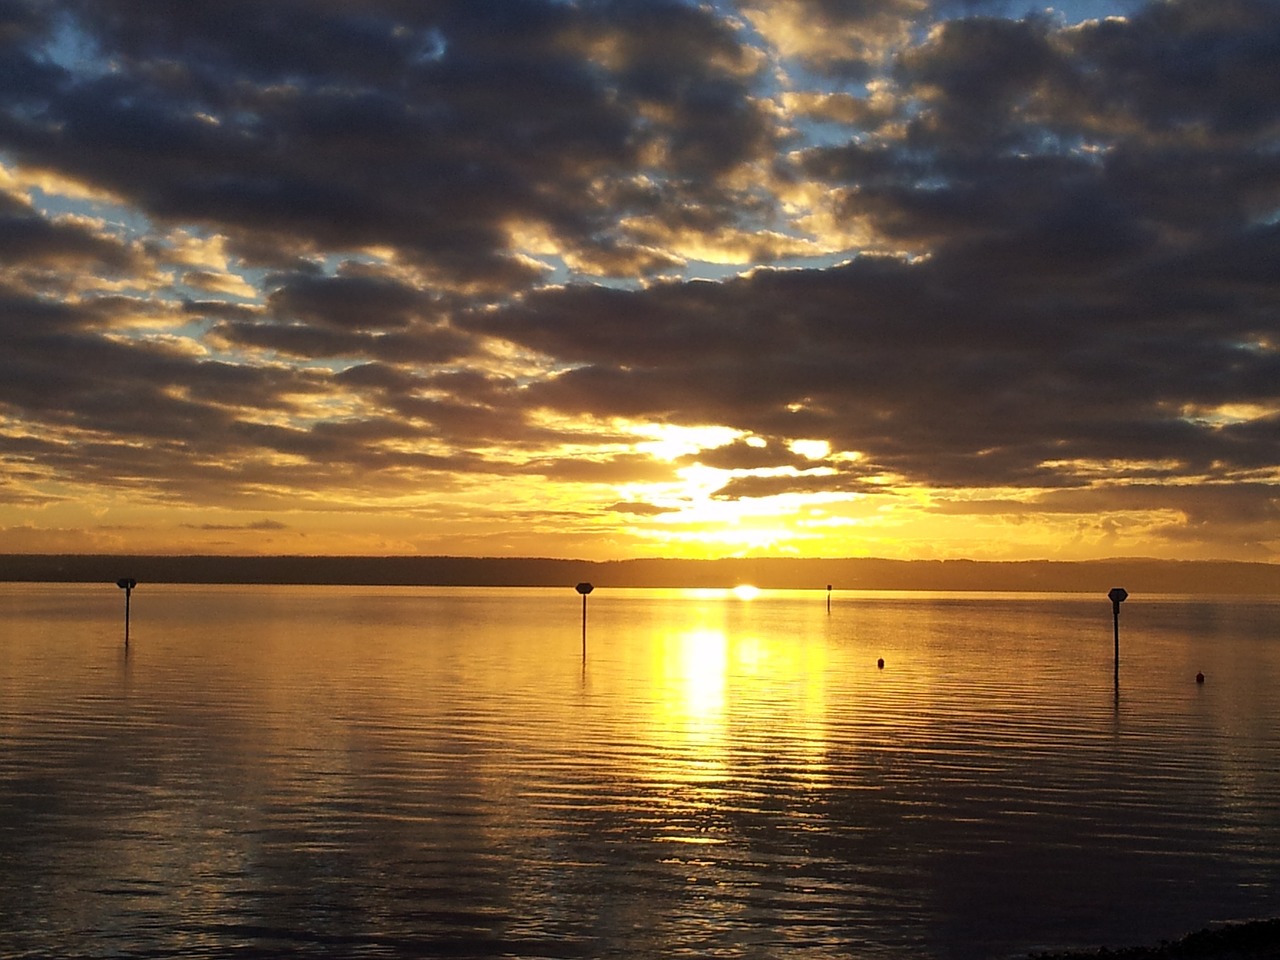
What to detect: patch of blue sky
<box><xmin>315</xmin><ymin>250</ymin><xmax>379</xmax><ymax>276</ymax></box>
<box><xmin>22</xmin><ymin>177</ymin><xmax>155</xmax><ymax>247</ymax></box>
<box><xmin>556</xmin><ymin>271</ymin><xmax>645</xmax><ymax>293</ymax></box>
<box><xmin>1045</xmin><ymin>0</ymin><xmax>1146</xmax><ymax>24</ymax></box>
<box><xmin>788</xmin><ymin>112</ymin><xmax>874</xmax><ymax>152</ymax></box>
<box><xmin>305</xmin><ymin>356</ymin><xmax>371</xmax><ymax>376</ymax></box>
<box><xmin>170</xmin><ymin>274</ymin><xmax>259</xmax><ymax>309</ymax></box>
<box><xmin>407</xmin><ymin>26</ymin><xmax>448</xmax><ymax>65</ymax></box>
<box><xmin>677</xmin><ymin>249</ymin><xmax>849</xmax><ymax>284</ymax></box>
<box><xmin>1011</xmin><ymin>129</ymin><xmax>1107</xmax><ymax>161</ymax></box>
<box><xmin>933</xmin><ymin>0</ymin><xmax>1145</xmax><ymax>25</ymax></box>
<box><xmin>535</xmin><ymin>256</ymin><xmax>574</xmax><ymax>289</ymax></box>
<box><xmin>40</xmin><ymin>14</ymin><xmax>110</xmax><ymax>79</ymax></box>
<box><xmin>167</xmin><ymin>316</ymin><xmax>222</xmax><ymax>351</ymax></box>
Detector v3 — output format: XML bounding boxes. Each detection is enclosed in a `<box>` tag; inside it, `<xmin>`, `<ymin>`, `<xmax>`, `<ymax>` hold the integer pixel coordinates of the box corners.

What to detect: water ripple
<box><xmin>2</xmin><ymin>585</ymin><xmax>1279</xmax><ymax>959</ymax></box>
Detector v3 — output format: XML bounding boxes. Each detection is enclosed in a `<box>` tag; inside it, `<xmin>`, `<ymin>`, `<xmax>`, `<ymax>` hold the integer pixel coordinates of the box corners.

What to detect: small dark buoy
<box><xmin>877</xmin><ymin>657</ymin><xmax>884</xmax><ymax>670</ymax></box>
<box><xmin>1196</xmin><ymin>672</ymin><xmax>1205</xmax><ymax>684</ymax></box>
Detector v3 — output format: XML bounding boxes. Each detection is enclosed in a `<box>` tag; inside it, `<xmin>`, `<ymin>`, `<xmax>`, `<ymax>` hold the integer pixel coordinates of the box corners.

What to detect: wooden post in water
<box><xmin>1108</xmin><ymin>587</ymin><xmax>1128</xmax><ymax>683</ymax></box>
<box><xmin>576</xmin><ymin>582</ymin><xmax>594</xmax><ymax>659</ymax></box>
<box><xmin>826</xmin><ymin>583</ymin><xmax>832</xmax><ymax>614</ymax></box>
<box><xmin>117</xmin><ymin>577</ymin><xmax>137</xmax><ymax>646</ymax></box>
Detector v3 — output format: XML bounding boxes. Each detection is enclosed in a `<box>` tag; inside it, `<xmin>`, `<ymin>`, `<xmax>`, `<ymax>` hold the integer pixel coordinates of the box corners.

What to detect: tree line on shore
<box><xmin>2</xmin><ymin>553</ymin><xmax>1279</xmax><ymax>594</ymax></box>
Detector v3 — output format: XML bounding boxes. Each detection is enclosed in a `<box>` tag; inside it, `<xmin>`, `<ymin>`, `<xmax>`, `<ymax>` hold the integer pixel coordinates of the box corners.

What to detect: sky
<box><xmin>0</xmin><ymin>0</ymin><xmax>1278</xmax><ymax>563</ymax></box>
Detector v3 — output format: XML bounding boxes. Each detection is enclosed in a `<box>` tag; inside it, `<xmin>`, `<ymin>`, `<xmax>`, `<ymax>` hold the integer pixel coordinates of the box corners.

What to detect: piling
<box><xmin>1108</xmin><ymin>587</ymin><xmax>1128</xmax><ymax>682</ymax></box>
<box><xmin>117</xmin><ymin>577</ymin><xmax>137</xmax><ymax>645</ymax></box>
<box><xmin>575</xmin><ymin>582</ymin><xmax>594</xmax><ymax>659</ymax></box>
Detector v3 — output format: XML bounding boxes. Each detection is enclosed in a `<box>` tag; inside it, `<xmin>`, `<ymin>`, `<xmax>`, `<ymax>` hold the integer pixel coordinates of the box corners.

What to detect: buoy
<box><xmin>1196</xmin><ymin>672</ymin><xmax>1205</xmax><ymax>684</ymax></box>
<box><xmin>877</xmin><ymin>658</ymin><xmax>885</xmax><ymax>670</ymax></box>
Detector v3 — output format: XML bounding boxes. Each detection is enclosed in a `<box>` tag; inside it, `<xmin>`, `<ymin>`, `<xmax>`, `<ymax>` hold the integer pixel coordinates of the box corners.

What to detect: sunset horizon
<box><xmin>6</xmin><ymin>550</ymin><xmax>1279</xmax><ymax>595</ymax></box>
<box><xmin>3</xmin><ymin>0</ymin><xmax>1278</xmax><ymax>565</ymax></box>
<box><xmin>5</xmin><ymin>4</ymin><xmax>1280</xmax><ymax>951</ymax></box>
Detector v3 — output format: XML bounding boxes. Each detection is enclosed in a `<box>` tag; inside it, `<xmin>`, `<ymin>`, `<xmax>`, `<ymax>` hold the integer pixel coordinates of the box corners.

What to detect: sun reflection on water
<box><xmin>636</xmin><ymin>604</ymin><xmax>837</xmax><ymax>794</ymax></box>
<box><xmin>652</xmin><ymin>628</ymin><xmax>729</xmax><ymax>769</ymax></box>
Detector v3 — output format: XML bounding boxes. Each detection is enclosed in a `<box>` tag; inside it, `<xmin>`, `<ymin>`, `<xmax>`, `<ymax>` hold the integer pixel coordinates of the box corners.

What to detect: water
<box><xmin>2</xmin><ymin>583</ymin><xmax>1278</xmax><ymax>960</ymax></box>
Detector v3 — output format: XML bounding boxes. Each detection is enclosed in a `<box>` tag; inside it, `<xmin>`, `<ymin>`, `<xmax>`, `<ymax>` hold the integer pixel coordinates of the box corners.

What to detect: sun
<box><xmin>732</xmin><ymin>584</ymin><xmax>760</xmax><ymax>600</ymax></box>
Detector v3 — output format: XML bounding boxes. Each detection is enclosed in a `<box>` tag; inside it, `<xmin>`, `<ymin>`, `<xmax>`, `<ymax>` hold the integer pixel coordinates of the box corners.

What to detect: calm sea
<box><xmin>1</xmin><ymin>583</ymin><xmax>1278</xmax><ymax>960</ymax></box>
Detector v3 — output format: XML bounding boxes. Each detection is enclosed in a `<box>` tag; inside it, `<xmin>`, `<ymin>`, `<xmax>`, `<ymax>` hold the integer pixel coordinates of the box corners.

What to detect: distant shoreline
<box><xmin>2</xmin><ymin>554</ymin><xmax>1278</xmax><ymax>595</ymax></box>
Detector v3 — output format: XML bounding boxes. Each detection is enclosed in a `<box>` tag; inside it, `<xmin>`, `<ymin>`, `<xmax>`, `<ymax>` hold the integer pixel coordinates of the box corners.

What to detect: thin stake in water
<box><xmin>1109</xmin><ymin>587</ymin><xmax>1128</xmax><ymax>682</ymax></box>
<box><xmin>576</xmin><ymin>582</ymin><xmax>594</xmax><ymax>659</ymax></box>
<box><xmin>117</xmin><ymin>577</ymin><xmax>137</xmax><ymax>645</ymax></box>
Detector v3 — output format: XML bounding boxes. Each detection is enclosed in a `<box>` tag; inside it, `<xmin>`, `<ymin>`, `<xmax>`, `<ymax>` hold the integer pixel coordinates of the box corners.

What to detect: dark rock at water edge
<box><xmin>1030</xmin><ymin>919</ymin><xmax>1280</xmax><ymax>960</ymax></box>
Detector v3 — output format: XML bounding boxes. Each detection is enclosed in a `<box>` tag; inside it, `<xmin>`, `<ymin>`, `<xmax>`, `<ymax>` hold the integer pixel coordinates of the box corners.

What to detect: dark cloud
<box><xmin>607</xmin><ymin>501</ymin><xmax>673</xmax><ymax>517</ymax></box>
<box><xmin>484</xmin><ymin>235</ymin><xmax>1280</xmax><ymax>491</ymax></box>
<box><xmin>710</xmin><ymin>469</ymin><xmax>887</xmax><ymax>502</ymax></box>
<box><xmin>519</xmin><ymin>454</ymin><xmax>680</xmax><ymax>485</ymax></box>
<box><xmin>680</xmin><ymin>440</ymin><xmax>810</xmax><ymax>472</ymax></box>
<box><xmin>0</xmin><ymin>0</ymin><xmax>1277</xmax><ymax>558</ymax></box>
<box><xmin>897</xmin><ymin>16</ymin><xmax>1062</xmax><ymax>148</ymax></box>
<box><xmin>2</xmin><ymin>0</ymin><xmax>775</xmax><ymax>292</ymax></box>
<box><xmin>936</xmin><ymin>482</ymin><xmax>1280</xmax><ymax>526</ymax></box>
<box><xmin>927</xmin><ymin>480</ymin><xmax>1280</xmax><ymax>557</ymax></box>
<box><xmin>1068</xmin><ymin>0</ymin><xmax>1280</xmax><ymax>137</ymax></box>
<box><xmin>266</xmin><ymin>271</ymin><xmax>438</xmax><ymax>331</ymax></box>
<box><xmin>182</xmin><ymin>519</ymin><xmax>288</xmax><ymax>531</ymax></box>
<box><xmin>0</xmin><ymin>210</ymin><xmax>141</xmax><ymax>273</ymax></box>
<box><xmin>211</xmin><ymin>313</ymin><xmax>477</xmax><ymax>365</ymax></box>
<box><xmin>182</xmin><ymin>299</ymin><xmax>263</xmax><ymax>322</ymax></box>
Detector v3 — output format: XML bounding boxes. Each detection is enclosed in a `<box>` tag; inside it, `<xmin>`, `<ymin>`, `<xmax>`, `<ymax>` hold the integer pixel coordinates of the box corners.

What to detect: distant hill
<box><xmin>1</xmin><ymin>554</ymin><xmax>1278</xmax><ymax>594</ymax></box>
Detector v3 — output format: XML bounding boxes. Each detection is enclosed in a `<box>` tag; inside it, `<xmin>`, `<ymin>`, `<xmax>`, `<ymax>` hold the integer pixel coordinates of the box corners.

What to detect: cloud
<box><xmin>483</xmin><ymin>242</ymin><xmax>1280</xmax><ymax>493</ymax></box>
<box><xmin>607</xmin><ymin>501</ymin><xmax>673</xmax><ymax>517</ymax></box>
<box><xmin>741</xmin><ymin>0</ymin><xmax>929</xmax><ymax>78</ymax></box>
<box><xmin>0</xmin><ymin>209</ymin><xmax>141</xmax><ymax>274</ymax></box>
<box><xmin>181</xmin><ymin>519</ymin><xmax>289</xmax><ymax>532</ymax></box>
<box><xmin>2</xmin><ymin>0</ymin><xmax>779</xmax><ymax>290</ymax></box>
<box><xmin>0</xmin><ymin>0</ymin><xmax>1278</xmax><ymax>561</ymax></box>
<box><xmin>266</xmin><ymin>271</ymin><xmax>438</xmax><ymax>332</ymax></box>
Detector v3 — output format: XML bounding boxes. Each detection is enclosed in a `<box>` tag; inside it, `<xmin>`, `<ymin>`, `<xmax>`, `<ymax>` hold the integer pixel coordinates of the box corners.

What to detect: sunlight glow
<box><xmin>787</xmin><ymin>439</ymin><xmax>831</xmax><ymax>460</ymax></box>
<box><xmin>1039</xmin><ymin>457</ymin><xmax>1186</xmax><ymax>478</ymax></box>
<box><xmin>628</xmin><ymin>422</ymin><xmax>742</xmax><ymax>461</ymax></box>
<box><xmin>1179</xmin><ymin>402</ymin><xmax>1279</xmax><ymax>428</ymax></box>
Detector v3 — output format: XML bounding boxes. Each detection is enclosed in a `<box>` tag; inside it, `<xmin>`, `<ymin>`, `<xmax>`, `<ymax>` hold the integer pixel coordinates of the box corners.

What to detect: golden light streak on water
<box><xmin>2</xmin><ymin>584</ymin><xmax>1279</xmax><ymax>959</ymax></box>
